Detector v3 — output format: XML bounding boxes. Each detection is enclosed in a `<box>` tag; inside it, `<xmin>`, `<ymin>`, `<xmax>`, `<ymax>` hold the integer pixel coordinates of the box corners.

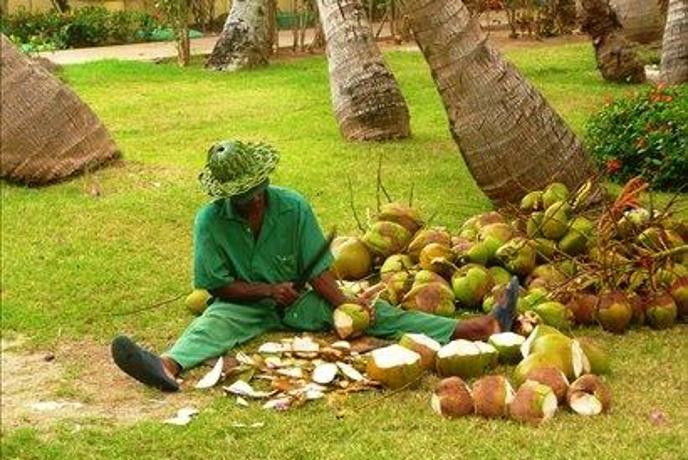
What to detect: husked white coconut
<box><xmin>366</xmin><ymin>344</ymin><xmax>424</xmax><ymax>389</ymax></box>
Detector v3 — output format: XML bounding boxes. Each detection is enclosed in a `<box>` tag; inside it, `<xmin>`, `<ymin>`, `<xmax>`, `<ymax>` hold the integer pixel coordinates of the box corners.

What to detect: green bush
<box><xmin>0</xmin><ymin>7</ymin><xmax>164</xmax><ymax>50</ymax></box>
<box><xmin>586</xmin><ymin>85</ymin><xmax>688</xmax><ymax>192</ymax></box>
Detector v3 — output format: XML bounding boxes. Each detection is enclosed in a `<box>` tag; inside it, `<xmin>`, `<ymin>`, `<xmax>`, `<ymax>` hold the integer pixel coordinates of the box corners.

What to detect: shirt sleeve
<box><xmin>193</xmin><ymin>208</ymin><xmax>236</xmax><ymax>290</ymax></box>
<box><xmin>298</xmin><ymin>201</ymin><xmax>334</xmax><ymax>280</ymax></box>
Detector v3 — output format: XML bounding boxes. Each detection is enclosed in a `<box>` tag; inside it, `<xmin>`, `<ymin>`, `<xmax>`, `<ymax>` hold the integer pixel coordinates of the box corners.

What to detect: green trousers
<box><xmin>165</xmin><ymin>291</ymin><xmax>458</xmax><ymax>370</ymax></box>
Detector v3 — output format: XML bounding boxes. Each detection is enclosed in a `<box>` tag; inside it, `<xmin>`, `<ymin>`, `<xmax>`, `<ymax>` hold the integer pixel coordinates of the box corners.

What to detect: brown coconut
<box><xmin>509</xmin><ymin>380</ymin><xmax>558</xmax><ymax>425</ymax></box>
<box><xmin>566</xmin><ymin>293</ymin><xmax>599</xmax><ymax>326</ymax></box>
<box><xmin>525</xmin><ymin>367</ymin><xmax>569</xmax><ymax>403</ymax></box>
<box><xmin>567</xmin><ymin>374</ymin><xmax>612</xmax><ymax>416</ymax></box>
<box><xmin>431</xmin><ymin>377</ymin><xmax>474</xmax><ymax>418</ymax></box>
<box><xmin>472</xmin><ymin>375</ymin><xmax>515</xmax><ymax>418</ymax></box>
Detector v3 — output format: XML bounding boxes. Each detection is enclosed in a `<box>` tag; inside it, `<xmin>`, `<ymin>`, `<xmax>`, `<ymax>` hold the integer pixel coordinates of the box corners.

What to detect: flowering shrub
<box><xmin>585</xmin><ymin>85</ymin><xmax>688</xmax><ymax>192</ymax></box>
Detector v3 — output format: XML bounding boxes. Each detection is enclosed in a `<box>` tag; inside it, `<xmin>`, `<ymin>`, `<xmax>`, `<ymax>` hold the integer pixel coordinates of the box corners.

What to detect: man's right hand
<box><xmin>270</xmin><ymin>282</ymin><xmax>300</xmax><ymax>307</ymax></box>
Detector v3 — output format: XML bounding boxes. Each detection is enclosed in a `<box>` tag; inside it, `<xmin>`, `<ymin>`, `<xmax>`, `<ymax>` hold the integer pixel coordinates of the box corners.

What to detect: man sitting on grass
<box><xmin>111</xmin><ymin>140</ymin><xmax>518</xmax><ymax>392</ymax></box>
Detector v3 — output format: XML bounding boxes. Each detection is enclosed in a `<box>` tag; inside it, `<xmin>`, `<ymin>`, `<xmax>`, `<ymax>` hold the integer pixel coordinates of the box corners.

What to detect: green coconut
<box><xmin>331</xmin><ymin>236</ymin><xmax>373</xmax><ymax>281</ymax></box>
<box><xmin>413</xmin><ymin>270</ymin><xmax>449</xmax><ymax>288</ymax></box>
<box><xmin>514</xmin><ymin>339</ymin><xmax>589</xmax><ymax>384</ymax></box>
<box><xmin>478</xmin><ymin>223</ymin><xmax>514</xmax><ymax>260</ymax></box>
<box><xmin>419</xmin><ymin>243</ymin><xmax>456</xmax><ymax>275</ymax></box>
<box><xmin>362</xmin><ymin>221</ymin><xmax>412</xmax><ymax>258</ymax></box>
<box><xmin>520</xmin><ymin>190</ymin><xmax>543</xmax><ymax>212</ymax></box>
<box><xmin>577</xmin><ymin>337</ymin><xmax>611</xmax><ymax>374</ymax></box>
<box><xmin>399</xmin><ymin>333</ymin><xmax>441</xmax><ymax>370</ymax></box>
<box><xmin>384</xmin><ymin>271</ymin><xmax>414</xmax><ymax>305</ymax></box>
<box><xmin>527</xmin><ymin>264</ymin><xmax>567</xmax><ymax>290</ymax></box>
<box><xmin>670</xmin><ymin>277</ymin><xmax>688</xmax><ymax>319</ymax></box>
<box><xmin>527</xmin><ymin>212</ymin><xmax>544</xmax><ymax>238</ymax></box>
<box><xmin>333</xmin><ymin>303</ymin><xmax>371</xmax><ymax>339</ymax></box>
<box><xmin>559</xmin><ymin>216</ymin><xmax>595</xmax><ymax>256</ymax></box>
<box><xmin>520</xmin><ymin>324</ymin><xmax>565</xmax><ymax>356</ymax></box>
<box><xmin>458</xmin><ymin>226</ymin><xmax>478</xmax><ymax>241</ymax></box>
<box><xmin>451</xmin><ymin>264</ymin><xmax>494</xmax><ymax>309</ymax></box>
<box><xmin>542</xmin><ymin>182</ymin><xmax>570</xmax><ymax>209</ymax></box>
<box><xmin>436</xmin><ymin>340</ymin><xmax>498</xmax><ymax>379</ymax></box>
<box><xmin>488</xmin><ymin>266</ymin><xmax>512</xmax><ymax>286</ymax></box>
<box><xmin>366</xmin><ymin>344</ymin><xmax>423</xmax><ymax>389</ymax></box>
<box><xmin>509</xmin><ymin>380</ymin><xmax>559</xmax><ymax>425</ymax></box>
<box><xmin>616</xmin><ymin>208</ymin><xmax>650</xmax><ymax>238</ymax></box>
<box><xmin>407</xmin><ymin>228</ymin><xmax>451</xmax><ymax>261</ymax></box>
<box><xmin>464</xmin><ymin>241</ymin><xmax>493</xmax><ymax>266</ymax></box>
<box><xmin>375</xmin><ymin>202</ymin><xmax>423</xmax><ymax>235</ymax></box>
<box><xmin>474</xmin><ymin>211</ymin><xmax>506</xmax><ymax>229</ymax></box>
<box><xmin>185</xmin><ymin>289</ymin><xmax>212</xmax><ymax>315</ymax></box>
<box><xmin>496</xmin><ymin>238</ymin><xmax>537</xmax><ymax>277</ymax></box>
<box><xmin>597</xmin><ymin>291</ymin><xmax>633</xmax><ymax>334</ymax></box>
<box><xmin>645</xmin><ymin>293</ymin><xmax>678</xmax><ymax>329</ymax></box>
<box><xmin>488</xmin><ymin>332</ymin><xmax>526</xmax><ymax>364</ymax></box>
<box><xmin>534</xmin><ymin>238</ymin><xmax>558</xmax><ymax>262</ymax></box>
<box><xmin>541</xmin><ymin>201</ymin><xmax>571</xmax><ymax>240</ymax></box>
<box><xmin>532</xmin><ymin>301</ymin><xmax>572</xmax><ymax>331</ymax></box>
<box><xmin>521</xmin><ymin>288</ymin><xmax>551</xmax><ymax>313</ymax></box>
<box><xmin>402</xmin><ymin>282</ymin><xmax>456</xmax><ymax>316</ymax></box>
<box><xmin>557</xmin><ymin>259</ymin><xmax>578</xmax><ymax>277</ymax></box>
<box><xmin>380</xmin><ymin>254</ymin><xmax>414</xmax><ymax>280</ymax></box>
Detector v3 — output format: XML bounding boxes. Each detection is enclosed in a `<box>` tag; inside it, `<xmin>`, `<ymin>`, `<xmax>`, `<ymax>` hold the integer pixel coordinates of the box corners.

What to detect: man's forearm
<box><xmin>309</xmin><ymin>270</ymin><xmax>348</xmax><ymax>308</ymax></box>
<box><xmin>210</xmin><ymin>281</ymin><xmax>273</xmax><ymax>303</ymax></box>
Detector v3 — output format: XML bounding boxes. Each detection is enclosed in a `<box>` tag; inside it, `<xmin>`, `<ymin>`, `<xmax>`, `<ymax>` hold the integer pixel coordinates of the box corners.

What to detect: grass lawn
<box><xmin>2</xmin><ymin>42</ymin><xmax>687</xmax><ymax>459</ymax></box>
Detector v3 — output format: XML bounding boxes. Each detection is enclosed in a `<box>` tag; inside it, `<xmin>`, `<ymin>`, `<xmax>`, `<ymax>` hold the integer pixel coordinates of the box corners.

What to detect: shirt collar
<box><xmin>221</xmin><ymin>186</ymin><xmax>294</xmax><ymax>222</ymax></box>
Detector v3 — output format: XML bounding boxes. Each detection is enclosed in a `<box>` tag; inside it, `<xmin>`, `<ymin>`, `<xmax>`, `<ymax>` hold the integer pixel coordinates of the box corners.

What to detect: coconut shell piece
<box><xmin>431</xmin><ymin>377</ymin><xmax>474</xmax><ymax>418</ymax></box>
<box><xmin>509</xmin><ymin>380</ymin><xmax>558</xmax><ymax>425</ymax></box>
<box><xmin>567</xmin><ymin>374</ymin><xmax>612</xmax><ymax>416</ymax></box>
<box><xmin>472</xmin><ymin>375</ymin><xmax>515</xmax><ymax>418</ymax></box>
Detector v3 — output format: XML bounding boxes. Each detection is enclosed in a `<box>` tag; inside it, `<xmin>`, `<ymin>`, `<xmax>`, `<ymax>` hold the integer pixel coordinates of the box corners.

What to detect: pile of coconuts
<box><xmin>329</xmin><ymin>178</ymin><xmax>686</xmax><ymax>424</ymax></box>
<box><xmin>331</xmin><ymin>179</ymin><xmax>688</xmax><ymax>337</ymax></box>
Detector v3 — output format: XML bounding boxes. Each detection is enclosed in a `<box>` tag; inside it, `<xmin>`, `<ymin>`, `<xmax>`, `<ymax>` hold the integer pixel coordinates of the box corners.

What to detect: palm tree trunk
<box><xmin>316</xmin><ymin>0</ymin><xmax>410</xmax><ymax>141</ymax></box>
<box><xmin>206</xmin><ymin>0</ymin><xmax>271</xmax><ymax>71</ymax></box>
<box><xmin>580</xmin><ymin>0</ymin><xmax>646</xmax><ymax>83</ymax></box>
<box><xmin>660</xmin><ymin>0</ymin><xmax>688</xmax><ymax>84</ymax></box>
<box><xmin>609</xmin><ymin>0</ymin><xmax>665</xmax><ymax>43</ymax></box>
<box><xmin>0</xmin><ymin>35</ymin><xmax>119</xmax><ymax>185</ymax></box>
<box><xmin>396</xmin><ymin>0</ymin><xmax>599</xmax><ymax>205</ymax></box>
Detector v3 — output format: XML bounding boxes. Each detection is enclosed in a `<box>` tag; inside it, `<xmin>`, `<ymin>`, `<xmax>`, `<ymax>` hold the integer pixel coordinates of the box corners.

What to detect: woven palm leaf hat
<box><xmin>199</xmin><ymin>140</ymin><xmax>279</xmax><ymax>198</ymax></box>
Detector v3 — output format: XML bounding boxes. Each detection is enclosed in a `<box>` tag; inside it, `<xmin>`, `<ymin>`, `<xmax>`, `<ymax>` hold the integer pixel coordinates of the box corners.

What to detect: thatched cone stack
<box><xmin>1</xmin><ymin>35</ymin><xmax>119</xmax><ymax>185</ymax></box>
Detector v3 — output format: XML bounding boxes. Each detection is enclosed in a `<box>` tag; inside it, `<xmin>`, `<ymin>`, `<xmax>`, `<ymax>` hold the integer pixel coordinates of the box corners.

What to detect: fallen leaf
<box><xmin>263</xmin><ymin>397</ymin><xmax>292</xmax><ymax>411</ymax></box>
<box><xmin>195</xmin><ymin>356</ymin><xmax>224</xmax><ymax>389</ymax></box>
<box><xmin>164</xmin><ymin>407</ymin><xmax>199</xmax><ymax>426</ymax></box>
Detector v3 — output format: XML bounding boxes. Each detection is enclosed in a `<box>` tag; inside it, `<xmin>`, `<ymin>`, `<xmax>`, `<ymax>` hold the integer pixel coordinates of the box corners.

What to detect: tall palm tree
<box><xmin>396</xmin><ymin>0</ymin><xmax>599</xmax><ymax>205</ymax></box>
<box><xmin>660</xmin><ymin>0</ymin><xmax>688</xmax><ymax>84</ymax></box>
<box><xmin>206</xmin><ymin>0</ymin><xmax>271</xmax><ymax>71</ymax></box>
<box><xmin>609</xmin><ymin>0</ymin><xmax>665</xmax><ymax>43</ymax></box>
<box><xmin>0</xmin><ymin>35</ymin><xmax>118</xmax><ymax>185</ymax></box>
<box><xmin>580</xmin><ymin>0</ymin><xmax>646</xmax><ymax>83</ymax></box>
<box><xmin>316</xmin><ymin>0</ymin><xmax>410</xmax><ymax>140</ymax></box>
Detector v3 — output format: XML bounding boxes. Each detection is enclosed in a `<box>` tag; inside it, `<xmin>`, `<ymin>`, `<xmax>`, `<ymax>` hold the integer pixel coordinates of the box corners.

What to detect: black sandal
<box><xmin>111</xmin><ymin>336</ymin><xmax>179</xmax><ymax>392</ymax></box>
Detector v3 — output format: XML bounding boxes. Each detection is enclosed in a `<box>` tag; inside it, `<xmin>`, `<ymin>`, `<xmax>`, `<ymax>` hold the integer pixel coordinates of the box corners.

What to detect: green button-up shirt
<box><xmin>193</xmin><ymin>186</ymin><xmax>333</xmax><ymax>292</ymax></box>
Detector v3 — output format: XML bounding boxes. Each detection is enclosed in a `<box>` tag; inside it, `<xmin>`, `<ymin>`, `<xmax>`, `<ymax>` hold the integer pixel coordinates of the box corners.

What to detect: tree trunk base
<box><xmin>206</xmin><ymin>0</ymin><xmax>270</xmax><ymax>72</ymax></box>
<box><xmin>594</xmin><ymin>33</ymin><xmax>646</xmax><ymax>83</ymax></box>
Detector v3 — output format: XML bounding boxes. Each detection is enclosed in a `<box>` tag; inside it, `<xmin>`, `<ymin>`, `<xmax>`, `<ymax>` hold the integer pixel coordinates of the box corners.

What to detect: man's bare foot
<box><xmin>453</xmin><ymin>316</ymin><xmax>500</xmax><ymax>341</ymax></box>
<box><xmin>161</xmin><ymin>356</ymin><xmax>181</xmax><ymax>380</ymax></box>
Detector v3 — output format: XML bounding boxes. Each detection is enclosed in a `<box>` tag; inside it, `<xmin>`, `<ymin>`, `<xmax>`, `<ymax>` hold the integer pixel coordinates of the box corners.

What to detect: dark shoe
<box><xmin>111</xmin><ymin>335</ymin><xmax>179</xmax><ymax>392</ymax></box>
<box><xmin>492</xmin><ymin>276</ymin><xmax>520</xmax><ymax>332</ymax></box>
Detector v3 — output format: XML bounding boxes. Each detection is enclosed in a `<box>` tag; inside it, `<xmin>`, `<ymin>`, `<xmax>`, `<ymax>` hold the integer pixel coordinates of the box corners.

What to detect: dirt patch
<box><xmin>1</xmin><ymin>337</ymin><xmax>211</xmax><ymax>432</ymax></box>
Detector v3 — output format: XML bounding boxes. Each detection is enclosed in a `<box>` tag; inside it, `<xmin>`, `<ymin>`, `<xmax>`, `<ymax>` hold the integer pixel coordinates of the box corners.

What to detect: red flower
<box><xmin>606</xmin><ymin>159</ymin><xmax>622</xmax><ymax>174</ymax></box>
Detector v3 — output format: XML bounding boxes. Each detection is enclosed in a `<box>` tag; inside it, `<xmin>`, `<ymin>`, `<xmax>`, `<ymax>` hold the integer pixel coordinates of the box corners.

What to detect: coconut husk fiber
<box><xmin>1</xmin><ymin>34</ymin><xmax>119</xmax><ymax>185</ymax></box>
